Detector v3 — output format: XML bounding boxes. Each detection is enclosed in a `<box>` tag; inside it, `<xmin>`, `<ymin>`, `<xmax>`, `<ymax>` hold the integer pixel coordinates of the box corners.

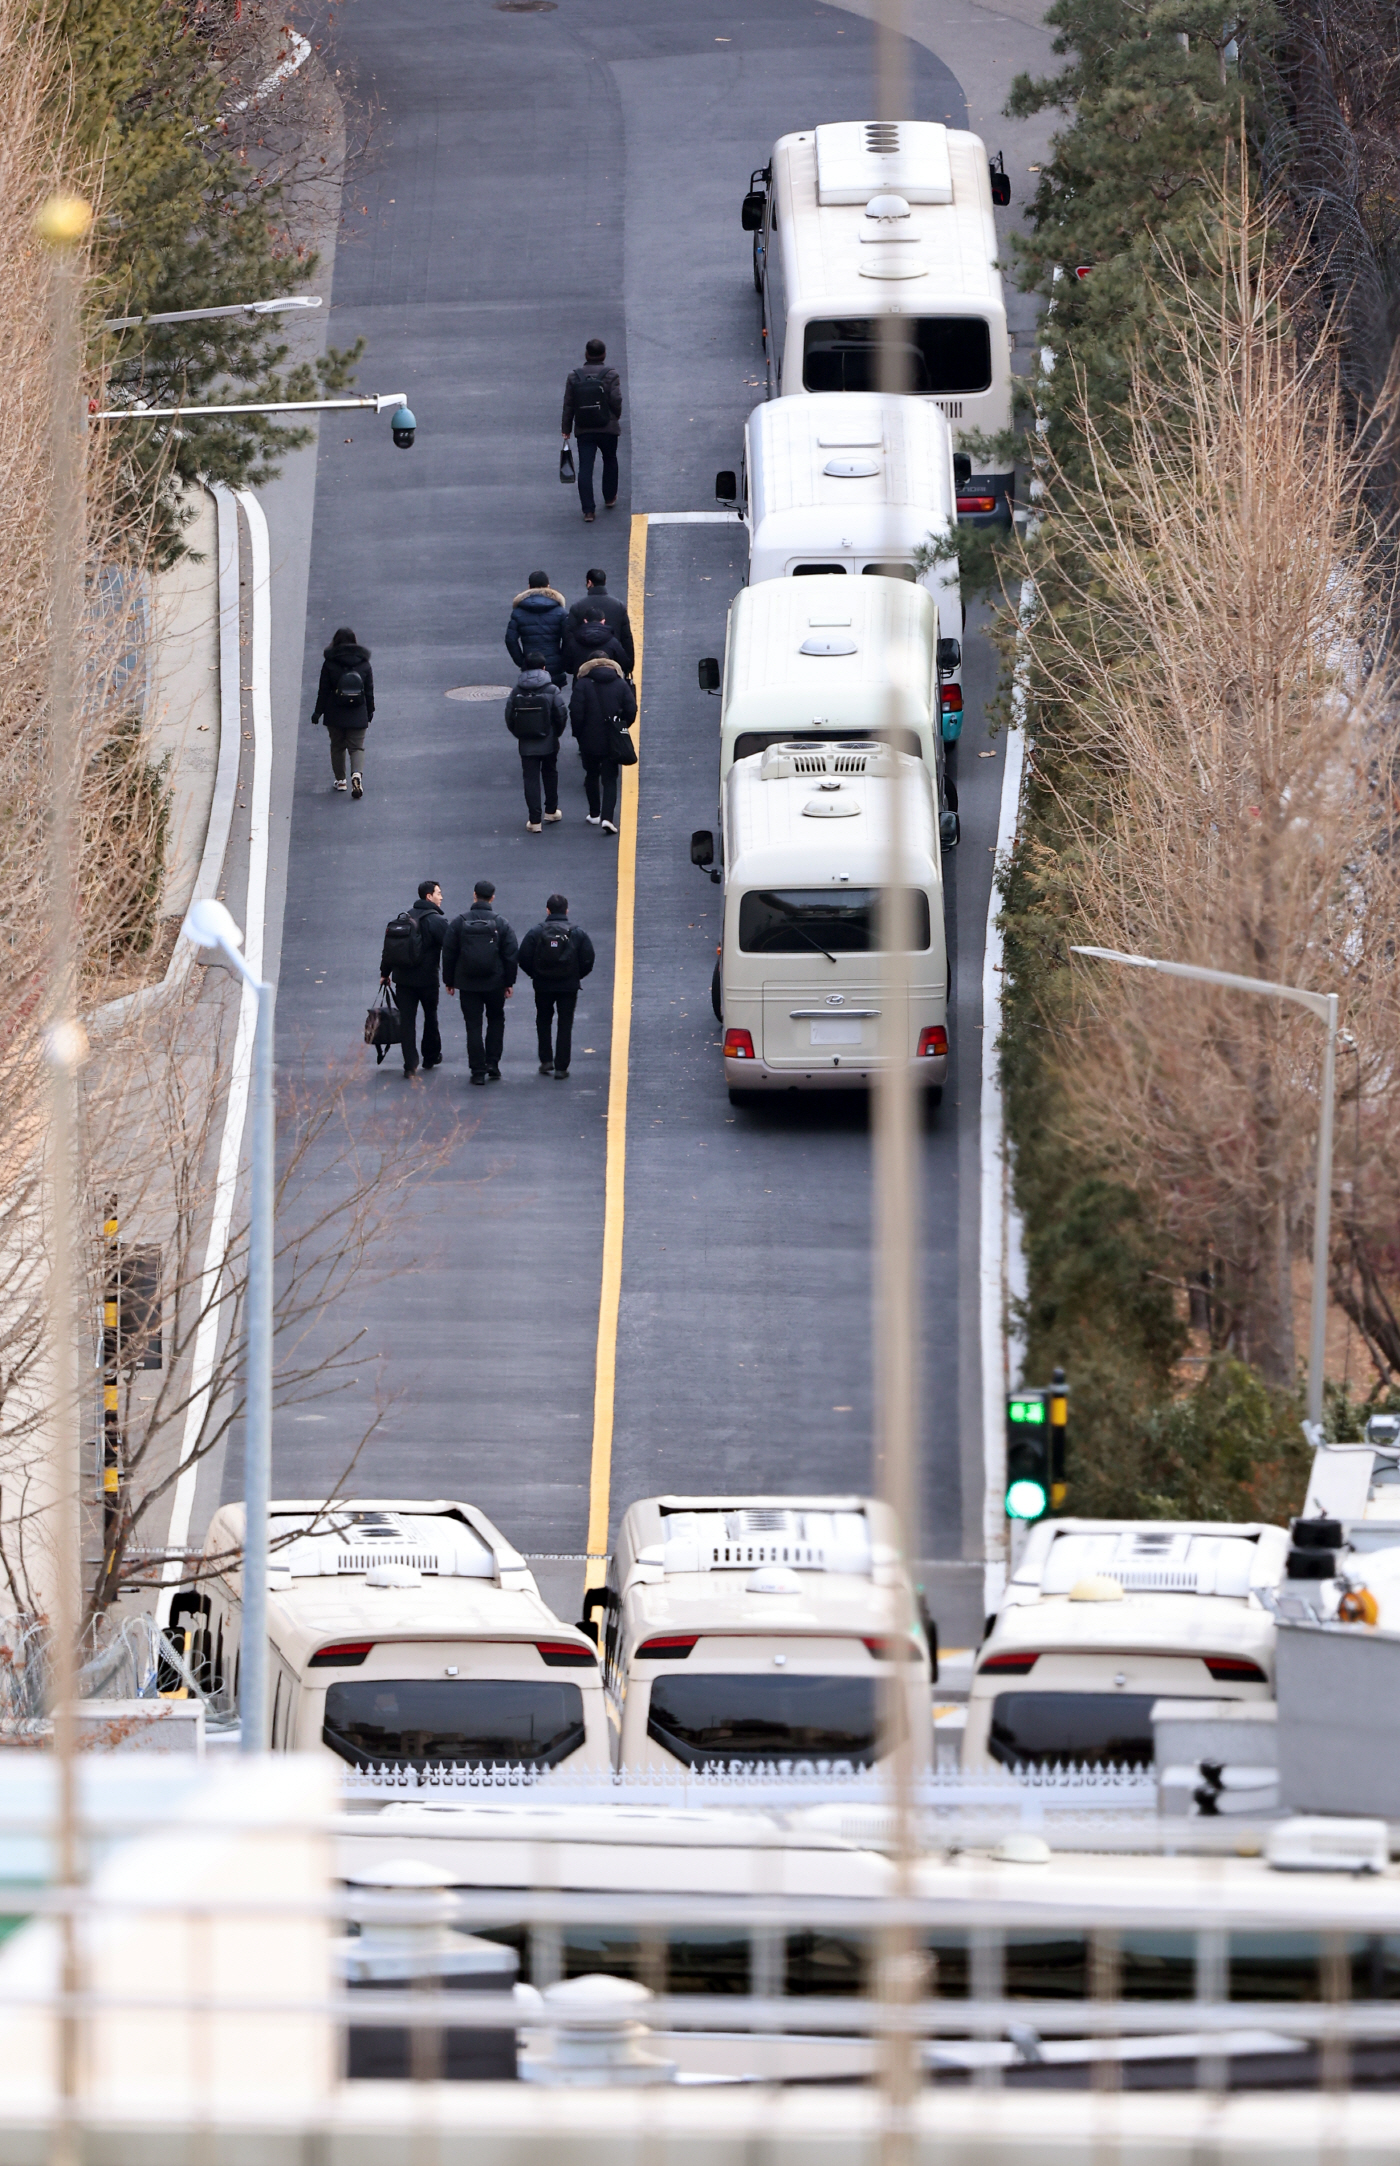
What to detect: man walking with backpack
<box><xmin>518</xmin><ymin>893</ymin><xmax>595</xmax><ymax>1080</ymax></box>
<box><xmin>505</xmin><ymin>653</ymin><xmax>568</xmax><ymax>833</ymax></box>
<box><xmin>441</xmin><ymin>879</ymin><xmax>518</xmax><ymax>1085</ymax></box>
<box><xmin>310</xmin><ymin>625</ymin><xmax>374</xmax><ymax>796</ymax></box>
<box><xmin>561</xmin><ymin>338</ymin><xmax>622</xmax><ymax>523</ymax></box>
<box><xmin>378</xmin><ymin>880</ymin><xmax>447</xmax><ymax>1076</ymax></box>
<box><xmin>569</xmin><ymin>609</ymin><xmax>637</xmax><ymax>835</ymax></box>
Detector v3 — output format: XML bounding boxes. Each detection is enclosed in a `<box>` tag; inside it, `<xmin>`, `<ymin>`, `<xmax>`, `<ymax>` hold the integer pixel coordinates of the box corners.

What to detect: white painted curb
<box><xmin>979</xmin><ymin>578</ymin><xmax>1033</xmax><ymax>1615</ymax></box>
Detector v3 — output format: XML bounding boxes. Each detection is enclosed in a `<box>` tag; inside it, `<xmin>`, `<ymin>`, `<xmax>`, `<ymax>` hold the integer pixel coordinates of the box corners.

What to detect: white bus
<box><xmin>742</xmin><ymin>120</ymin><xmax>1014</xmax><ymax>526</ymax></box>
<box><xmin>698</xmin><ymin>575</ymin><xmax>961</xmax><ymax>787</ymax></box>
<box><xmin>692</xmin><ymin>742</ymin><xmax>950</xmax><ymax>1103</ymax></box>
<box><xmin>962</xmin><ymin>1520</ymin><xmax>1289</xmax><ymax>1770</ymax></box>
<box><xmin>168</xmin><ymin>1496</ymin><xmax>610</xmax><ymax>1776</ymax></box>
<box><xmin>583</xmin><ymin>1494</ymin><xmax>934</xmax><ymax>1774</ymax></box>
<box><xmin>716</xmin><ymin>393</ymin><xmax>964</xmax><ymax>728</ymax></box>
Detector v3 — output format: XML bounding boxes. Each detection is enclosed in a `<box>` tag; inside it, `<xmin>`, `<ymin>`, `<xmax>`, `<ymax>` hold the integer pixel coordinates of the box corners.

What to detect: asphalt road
<box><xmin>248</xmin><ymin>0</ymin><xmax>1056</xmax><ymax>1641</ymax></box>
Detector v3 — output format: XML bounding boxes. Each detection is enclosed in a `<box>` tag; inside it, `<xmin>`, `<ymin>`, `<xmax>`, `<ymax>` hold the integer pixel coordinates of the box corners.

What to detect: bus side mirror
<box><xmin>953</xmin><ymin>453</ymin><xmax>972</xmax><ymax>487</ymax></box>
<box><xmin>940</xmin><ymin>810</ymin><xmax>960</xmax><ymax>850</ymax></box>
<box><xmin>715</xmin><ymin>469</ymin><xmax>738</xmax><ymax>502</ymax></box>
<box><xmin>698</xmin><ymin>657</ymin><xmax>721</xmax><ymax>694</ymax></box>
<box><xmin>917</xmin><ymin>1592</ymin><xmax>939</xmax><ymax>1684</ymax></box>
<box><xmin>741</xmin><ymin>191</ymin><xmax>766</xmax><ymax>232</ymax></box>
<box><xmin>937</xmin><ymin>638</ymin><xmax>961</xmax><ymax>672</ymax></box>
<box><xmin>989</xmin><ymin>152</ymin><xmax>1011</xmax><ymax>207</ymax></box>
<box><xmin>691</xmin><ymin>830</ymin><xmax>715</xmax><ymax>869</ymax></box>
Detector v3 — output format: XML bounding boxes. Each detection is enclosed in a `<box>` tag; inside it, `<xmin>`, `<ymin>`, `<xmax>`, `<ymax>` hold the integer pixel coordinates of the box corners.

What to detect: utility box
<box><xmin>1275</xmin><ymin>1619</ymin><xmax>1400</xmax><ymax>1819</ymax></box>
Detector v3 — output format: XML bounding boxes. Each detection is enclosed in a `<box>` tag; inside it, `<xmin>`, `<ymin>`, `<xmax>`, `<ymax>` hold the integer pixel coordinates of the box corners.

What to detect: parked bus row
<box><xmin>168</xmin><ymin>1496</ymin><xmax>1294</xmax><ymax>1781</ymax></box>
<box><xmin>687</xmin><ymin>117</ymin><xmax>1016</xmax><ymax>1104</ymax></box>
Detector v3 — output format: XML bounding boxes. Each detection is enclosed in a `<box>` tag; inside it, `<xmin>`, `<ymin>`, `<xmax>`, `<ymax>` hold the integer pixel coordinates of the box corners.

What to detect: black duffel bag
<box><xmin>364</xmin><ymin>984</ymin><xmax>403</xmax><ymax>1065</ymax></box>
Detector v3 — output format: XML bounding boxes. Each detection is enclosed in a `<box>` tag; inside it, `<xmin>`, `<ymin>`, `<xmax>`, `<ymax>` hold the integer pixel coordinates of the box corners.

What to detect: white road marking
<box><xmin>159</xmin><ymin>491</ymin><xmax>274</xmax><ymax>1604</ymax></box>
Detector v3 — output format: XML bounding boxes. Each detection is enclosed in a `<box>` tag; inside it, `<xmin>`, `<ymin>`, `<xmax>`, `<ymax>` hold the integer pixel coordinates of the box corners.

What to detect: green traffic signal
<box><xmin>1005</xmin><ymin>1388</ymin><xmax>1050</xmax><ymax>1521</ymax></box>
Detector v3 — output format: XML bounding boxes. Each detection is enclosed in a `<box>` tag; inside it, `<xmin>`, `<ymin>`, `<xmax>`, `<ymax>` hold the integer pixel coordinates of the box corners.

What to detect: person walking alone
<box><xmin>569</xmin><ymin>609</ymin><xmax>636</xmax><ymax>834</ymax></box>
<box><xmin>563</xmin><ymin>568</ymin><xmax>634</xmax><ymax>677</ymax></box>
<box><xmin>441</xmin><ymin>880</ymin><xmax>518</xmax><ymax>1085</ymax></box>
<box><xmin>504</xmin><ymin>570</ymin><xmax>568</xmax><ymax>686</ymax></box>
<box><xmin>561</xmin><ymin>338</ymin><xmax>622</xmax><ymax>524</ymax></box>
<box><xmin>518</xmin><ymin>893</ymin><xmax>595</xmax><ymax>1080</ymax></box>
<box><xmin>378</xmin><ymin>880</ymin><xmax>447</xmax><ymax>1076</ymax></box>
<box><xmin>310</xmin><ymin>626</ymin><xmax>374</xmax><ymax>796</ymax></box>
<box><xmin>506</xmin><ymin>654</ymin><xmax>568</xmax><ymax>833</ymax></box>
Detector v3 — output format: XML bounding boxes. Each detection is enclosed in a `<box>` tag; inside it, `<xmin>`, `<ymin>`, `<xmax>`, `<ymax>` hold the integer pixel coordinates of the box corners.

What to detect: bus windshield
<box><xmin>803</xmin><ymin>317</ymin><xmax>992</xmax><ymax>395</ymax></box>
<box><xmin>738</xmin><ymin>887</ymin><xmax>931</xmax><ymax>954</ymax></box>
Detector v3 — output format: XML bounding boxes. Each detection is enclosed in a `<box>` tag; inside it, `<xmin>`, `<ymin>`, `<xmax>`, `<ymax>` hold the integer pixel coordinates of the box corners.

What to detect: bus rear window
<box><xmin>648</xmin><ymin>1674</ymin><xmax>890</xmax><ymax>1767</ymax></box>
<box><xmin>323</xmin><ymin>1679</ymin><xmax>585</xmax><ymax>1769</ymax></box>
<box><xmin>989</xmin><ymin>1690</ymin><xmax>1166</xmax><ymax>1771</ymax></box>
<box><xmin>738</xmin><ymin>887</ymin><xmax>931</xmax><ymax>955</ymax></box>
<box><xmin>803</xmin><ymin>317</ymin><xmax>992</xmax><ymax>396</ymax></box>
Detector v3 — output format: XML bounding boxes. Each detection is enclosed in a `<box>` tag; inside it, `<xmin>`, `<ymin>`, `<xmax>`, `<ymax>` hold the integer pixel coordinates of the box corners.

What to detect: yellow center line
<box><xmin>584</xmin><ymin>511</ymin><xmax>647</xmax><ymax>1589</ymax></box>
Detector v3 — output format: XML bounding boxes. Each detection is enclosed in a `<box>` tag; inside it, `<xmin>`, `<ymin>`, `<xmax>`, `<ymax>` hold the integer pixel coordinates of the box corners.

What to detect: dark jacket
<box><xmin>570</xmin><ymin>655</ymin><xmax>638</xmax><ymax>762</ymax></box>
<box><xmin>564</xmin><ymin>590</ymin><xmax>634</xmax><ymax>676</ymax></box>
<box><xmin>380</xmin><ymin>895</ymin><xmax>446</xmax><ymax>994</ymax></box>
<box><xmin>505</xmin><ymin>669</ymin><xmax>568</xmax><ymax>757</ymax></box>
<box><xmin>504</xmin><ymin>586</ymin><xmax>568</xmax><ymax>677</ymax></box>
<box><xmin>561</xmin><ymin>364</ymin><xmax>622</xmax><ymax>439</ymax></box>
<box><xmin>441</xmin><ymin>902</ymin><xmax>519</xmax><ymax>996</ymax></box>
<box><xmin>518</xmin><ymin>913</ymin><xmax>596</xmax><ymax>995</ymax></box>
<box><xmin>311</xmin><ymin>641</ymin><xmax>374</xmax><ymax>729</ymax></box>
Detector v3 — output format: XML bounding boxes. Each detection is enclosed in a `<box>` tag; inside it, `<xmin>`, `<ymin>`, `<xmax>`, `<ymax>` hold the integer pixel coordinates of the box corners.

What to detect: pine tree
<box><xmin>61</xmin><ymin>0</ymin><xmax>361</xmax><ymax>554</ymax></box>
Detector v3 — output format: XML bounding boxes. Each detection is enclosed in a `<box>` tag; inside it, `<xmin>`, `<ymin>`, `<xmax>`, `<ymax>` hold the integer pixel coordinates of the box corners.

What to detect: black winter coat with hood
<box><xmin>570</xmin><ymin>655</ymin><xmax>637</xmax><ymax>762</ymax></box>
<box><xmin>518</xmin><ymin>914</ymin><xmax>596</xmax><ymax>994</ymax></box>
<box><xmin>563</xmin><ymin>591</ymin><xmax>634</xmax><ymax>675</ymax></box>
<box><xmin>312</xmin><ymin>641</ymin><xmax>374</xmax><ymax>729</ymax></box>
<box><xmin>504</xmin><ymin>586</ymin><xmax>568</xmax><ymax>676</ymax></box>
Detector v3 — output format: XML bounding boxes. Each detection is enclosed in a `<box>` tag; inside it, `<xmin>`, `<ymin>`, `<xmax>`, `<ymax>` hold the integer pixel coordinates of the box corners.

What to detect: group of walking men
<box><xmin>380</xmin><ymin>881</ymin><xmax>596</xmax><ymax>1083</ymax></box>
<box><xmin>504</xmin><ymin>565</ymin><xmax>636</xmax><ymax>833</ymax></box>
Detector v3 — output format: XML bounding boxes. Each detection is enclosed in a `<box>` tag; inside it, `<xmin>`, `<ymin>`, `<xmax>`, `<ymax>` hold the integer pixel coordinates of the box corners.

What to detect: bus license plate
<box><xmin>810</xmin><ymin>1019</ymin><xmax>862</xmax><ymax>1045</ymax></box>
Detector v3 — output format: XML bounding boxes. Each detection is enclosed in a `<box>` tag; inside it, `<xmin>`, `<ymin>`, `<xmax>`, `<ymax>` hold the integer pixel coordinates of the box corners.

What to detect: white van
<box><xmin>742</xmin><ymin>121</ymin><xmax>1013</xmax><ymax>525</ymax></box>
<box><xmin>692</xmin><ymin>743</ymin><xmax>949</xmax><ymax>1102</ymax></box>
<box><xmin>699</xmin><ymin>575</ymin><xmax>960</xmax><ymax>784</ymax></box>
<box><xmin>962</xmin><ymin>1520</ymin><xmax>1290</xmax><ymax>1770</ymax></box>
<box><xmin>585</xmin><ymin>1495</ymin><xmax>934</xmax><ymax>1774</ymax></box>
<box><xmin>168</xmin><ymin>1496</ymin><xmax>610</xmax><ymax>1776</ymax></box>
<box><xmin>716</xmin><ymin>394</ymin><xmax>964</xmax><ymax>732</ymax></box>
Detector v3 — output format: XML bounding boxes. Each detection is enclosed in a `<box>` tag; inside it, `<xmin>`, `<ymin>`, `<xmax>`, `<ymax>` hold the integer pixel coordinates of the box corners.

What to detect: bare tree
<box><xmin>1016</xmin><ymin>191</ymin><xmax>1400</xmax><ymax>1384</ymax></box>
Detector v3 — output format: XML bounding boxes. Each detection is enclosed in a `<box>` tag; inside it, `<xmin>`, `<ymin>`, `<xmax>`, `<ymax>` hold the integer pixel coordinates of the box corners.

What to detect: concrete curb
<box><xmin>90</xmin><ymin>482</ymin><xmax>243</xmax><ymax>1037</ymax></box>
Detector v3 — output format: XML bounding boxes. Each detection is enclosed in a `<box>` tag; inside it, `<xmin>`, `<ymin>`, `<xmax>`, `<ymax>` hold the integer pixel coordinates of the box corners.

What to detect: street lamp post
<box><xmin>181</xmin><ymin>897</ymin><xmax>275</xmax><ymax>1753</ymax></box>
<box><xmin>1072</xmin><ymin>946</ymin><xmax>1338</xmax><ymax>1440</ymax></box>
<box><xmin>89</xmin><ymin>387</ymin><xmax>416</xmax><ymax>447</ymax></box>
<box><xmin>100</xmin><ymin>294</ymin><xmax>323</xmax><ymax>333</ymax></box>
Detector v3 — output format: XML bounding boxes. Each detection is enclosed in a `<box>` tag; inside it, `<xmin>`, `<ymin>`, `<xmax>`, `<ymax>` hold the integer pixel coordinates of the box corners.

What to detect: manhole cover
<box><xmin>446</xmin><ymin>685</ymin><xmax>512</xmax><ymax>702</ymax></box>
<box><xmin>495</xmin><ymin>2</ymin><xmax>557</xmax><ymax>11</ymax></box>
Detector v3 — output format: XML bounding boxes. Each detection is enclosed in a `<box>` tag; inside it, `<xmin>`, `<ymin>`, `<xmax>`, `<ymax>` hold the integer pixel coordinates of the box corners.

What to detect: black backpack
<box><xmin>381</xmin><ymin>910</ymin><xmax>423</xmax><ymax>973</ymax></box>
<box><xmin>509</xmin><ymin>690</ymin><xmax>555</xmax><ymax>746</ymax></box>
<box><xmin>453</xmin><ymin>916</ymin><xmax>501</xmax><ymax>987</ymax></box>
<box><xmin>532</xmin><ymin>920</ymin><xmax>574</xmax><ymax>982</ymax></box>
<box><xmin>335</xmin><ymin>666</ymin><xmax>365</xmax><ymax>709</ymax></box>
<box><xmin>571</xmin><ymin>369</ymin><xmax>611</xmax><ymax>432</ymax></box>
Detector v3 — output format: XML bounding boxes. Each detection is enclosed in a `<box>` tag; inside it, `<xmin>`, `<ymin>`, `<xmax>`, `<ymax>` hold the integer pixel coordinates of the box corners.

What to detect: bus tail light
<box><xmin>918</xmin><ymin>1026</ymin><xmax>948</xmax><ymax>1059</ymax></box>
<box><xmin>1204</xmin><ymin>1656</ymin><xmax>1268</xmax><ymax>1682</ymax></box>
<box><xmin>956</xmin><ymin>494</ymin><xmax>997</xmax><ymax>515</ymax></box>
<box><xmin>536</xmin><ymin>1641</ymin><xmax>598</xmax><ymax>1667</ymax></box>
<box><xmin>978</xmin><ymin>1650</ymin><xmax>1039</xmax><ymax>1675</ymax></box>
<box><xmin>724</xmin><ymin>1028</ymin><xmax>755</xmax><ymax>1060</ymax></box>
<box><xmin>308</xmin><ymin>1641</ymin><xmax>373</xmax><ymax>1668</ymax></box>
<box><xmin>940</xmin><ymin>683</ymin><xmax>963</xmax><ymax>715</ymax></box>
<box><xmin>636</xmin><ymin>1635</ymin><xmax>698</xmax><ymax>1660</ymax></box>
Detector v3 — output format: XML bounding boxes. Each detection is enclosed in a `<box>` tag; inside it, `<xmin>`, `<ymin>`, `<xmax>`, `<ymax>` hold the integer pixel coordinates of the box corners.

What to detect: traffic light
<box><xmin>1049</xmin><ymin>1366</ymin><xmax>1069</xmax><ymax>1509</ymax></box>
<box><xmin>1006</xmin><ymin>1390</ymin><xmax>1049</xmax><ymax>1520</ymax></box>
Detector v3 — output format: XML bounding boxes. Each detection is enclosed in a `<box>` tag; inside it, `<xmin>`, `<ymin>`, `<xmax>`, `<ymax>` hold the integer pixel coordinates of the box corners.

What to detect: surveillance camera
<box><xmin>390</xmin><ymin>405</ymin><xmax>416</xmax><ymax>449</ymax></box>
